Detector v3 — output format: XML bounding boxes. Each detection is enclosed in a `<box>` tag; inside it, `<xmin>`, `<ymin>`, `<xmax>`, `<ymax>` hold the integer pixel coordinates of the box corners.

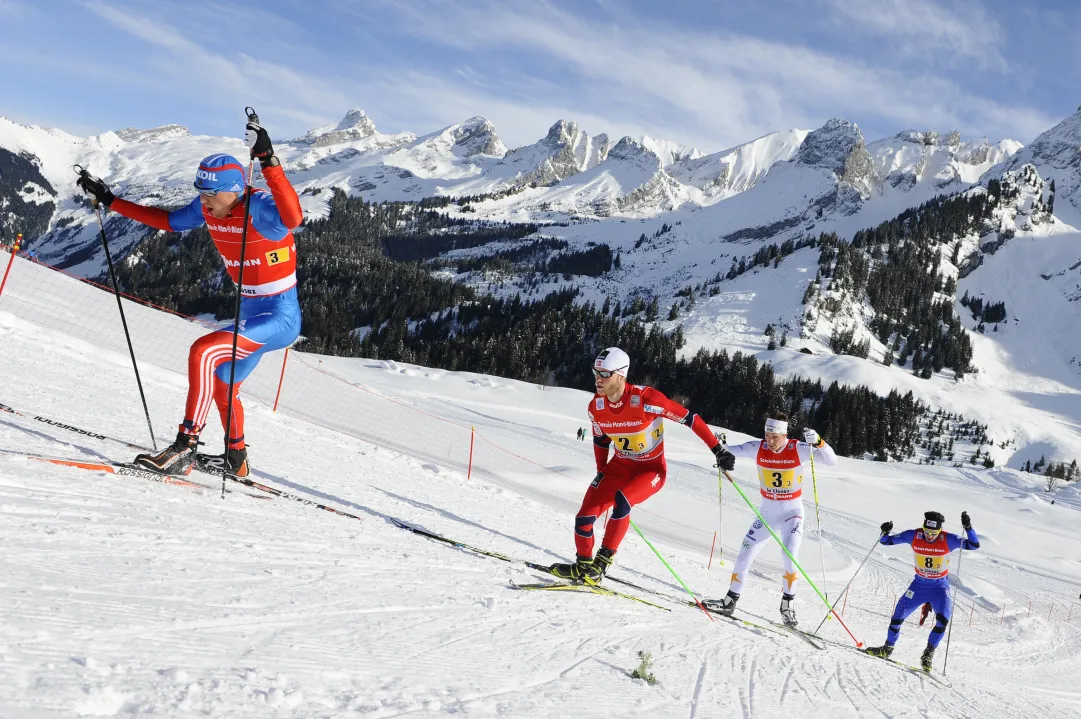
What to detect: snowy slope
<box><xmin>1</xmin><ymin>255</ymin><xmax>1081</xmax><ymax>717</ymax></box>
<box><xmin>668</xmin><ymin>129</ymin><xmax>809</xmax><ymax>202</ymax></box>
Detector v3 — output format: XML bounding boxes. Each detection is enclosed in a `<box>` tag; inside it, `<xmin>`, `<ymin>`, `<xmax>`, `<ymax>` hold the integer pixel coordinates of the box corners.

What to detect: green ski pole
<box><xmin>721</xmin><ymin>469</ymin><xmax>864</xmax><ymax>647</ymax></box>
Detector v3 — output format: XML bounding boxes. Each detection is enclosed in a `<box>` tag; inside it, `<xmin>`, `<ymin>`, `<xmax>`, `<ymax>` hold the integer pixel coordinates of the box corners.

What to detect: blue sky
<box><xmin>1</xmin><ymin>0</ymin><xmax>1077</xmax><ymax>151</ymax></box>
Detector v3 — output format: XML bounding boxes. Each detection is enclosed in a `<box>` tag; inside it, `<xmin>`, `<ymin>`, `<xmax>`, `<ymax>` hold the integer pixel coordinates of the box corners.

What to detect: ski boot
<box><xmin>197</xmin><ymin>446</ymin><xmax>250</xmax><ymax>478</ymax></box>
<box><xmin>863</xmin><ymin>644</ymin><xmax>894</xmax><ymax>658</ymax></box>
<box><xmin>581</xmin><ymin>547</ymin><xmax>615</xmax><ymax>586</ymax></box>
<box><xmin>134</xmin><ymin>431</ymin><xmax>199</xmax><ymax>476</ymax></box>
<box><xmin>549</xmin><ymin>556</ymin><xmax>592</xmax><ymax>581</ymax></box>
<box><xmin>920</xmin><ymin>643</ymin><xmax>935</xmax><ymax>671</ymax></box>
<box><xmin>703</xmin><ymin>590</ymin><xmax>739</xmax><ymax>616</ymax></box>
<box><xmin>780</xmin><ymin>592</ymin><xmax>798</xmax><ymax>628</ymax></box>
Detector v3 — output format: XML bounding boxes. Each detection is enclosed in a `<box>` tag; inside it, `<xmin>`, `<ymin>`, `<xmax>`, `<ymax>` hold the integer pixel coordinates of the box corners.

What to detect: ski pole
<box><xmin>716</xmin><ymin>466</ymin><xmax>725</xmax><ymax>566</ymax></box>
<box><xmin>628</xmin><ymin>519</ymin><xmax>713</xmax><ymax>620</ymax></box>
<box><xmin>0</xmin><ymin>233</ymin><xmax>21</xmax><ymax>300</ymax></box>
<box><xmin>221</xmin><ymin>106</ymin><xmax>259</xmax><ymax>499</ymax></box>
<box><xmin>942</xmin><ymin>539</ymin><xmax>965</xmax><ymax>675</ymax></box>
<box><xmin>811</xmin><ymin>450</ymin><xmax>828</xmax><ymax>605</ymax></box>
<box><xmin>812</xmin><ymin>533</ymin><xmax>883</xmax><ymax>635</ymax></box>
<box><xmin>73</xmin><ymin>166</ymin><xmax>157</xmax><ymax>451</ymax></box>
<box><xmin>722</xmin><ymin>469</ymin><xmax>864</xmax><ymax>646</ymax></box>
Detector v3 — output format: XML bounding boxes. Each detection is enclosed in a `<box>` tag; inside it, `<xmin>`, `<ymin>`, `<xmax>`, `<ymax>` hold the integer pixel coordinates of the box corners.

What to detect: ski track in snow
<box><xmin>1</xmin><ymin>280</ymin><xmax>1081</xmax><ymax>716</ymax></box>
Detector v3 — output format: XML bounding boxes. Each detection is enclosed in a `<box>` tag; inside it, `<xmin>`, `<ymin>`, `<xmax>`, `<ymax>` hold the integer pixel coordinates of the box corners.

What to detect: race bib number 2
<box><xmin>613</xmin><ymin>425</ymin><xmax>662</xmax><ymax>455</ymax></box>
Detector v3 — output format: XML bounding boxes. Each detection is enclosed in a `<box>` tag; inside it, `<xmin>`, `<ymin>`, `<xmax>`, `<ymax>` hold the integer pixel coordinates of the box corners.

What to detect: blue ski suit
<box><xmin>880</xmin><ymin>526</ymin><xmax>979</xmax><ymax>648</ymax></box>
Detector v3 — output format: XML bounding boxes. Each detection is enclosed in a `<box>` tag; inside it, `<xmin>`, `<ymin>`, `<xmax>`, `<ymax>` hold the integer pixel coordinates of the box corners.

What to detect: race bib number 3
<box><xmin>265</xmin><ymin>246</ymin><xmax>290</xmax><ymax>265</ymax></box>
<box><xmin>759</xmin><ymin>468</ymin><xmax>798</xmax><ymax>492</ymax></box>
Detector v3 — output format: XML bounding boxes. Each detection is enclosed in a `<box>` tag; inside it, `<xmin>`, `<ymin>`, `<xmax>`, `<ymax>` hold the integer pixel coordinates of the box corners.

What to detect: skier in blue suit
<box><xmin>864</xmin><ymin>510</ymin><xmax>979</xmax><ymax>670</ymax></box>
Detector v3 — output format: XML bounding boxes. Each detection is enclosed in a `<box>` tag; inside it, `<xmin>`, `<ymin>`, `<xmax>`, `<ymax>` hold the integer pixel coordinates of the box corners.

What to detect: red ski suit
<box><xmin>576</xmin><ymin>385</ymin><xmax>719</xmax><ymax>557</ymax></box>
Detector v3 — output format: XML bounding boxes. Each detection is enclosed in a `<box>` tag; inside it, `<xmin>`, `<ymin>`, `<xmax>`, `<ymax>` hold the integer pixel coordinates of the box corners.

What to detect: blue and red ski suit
<box><xmin>879</xmin><ymin>526</ymin><xmax>980</xmax><ymax>648</ymax></box>
<box><xmin>109</xmin><ymin>163</ymin><xmax>303</xmax><ymax>448</ymax></box>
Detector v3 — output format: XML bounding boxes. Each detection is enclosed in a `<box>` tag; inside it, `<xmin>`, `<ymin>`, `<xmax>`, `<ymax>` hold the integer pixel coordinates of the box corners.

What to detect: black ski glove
<box><xmin>75</xmin><ymin>170</ymin><xmax>114</xmax><ymax>207</ymax></box>
<box><xmin>245</xmin><ymin>121</ymin><xmax>276</xmax><ymax>167</ymax></box>
<box><xmin>712</xmin><ymin>445</ymin><xmax>735</xmax><ymax>471</ymax></box>
<box><xmin>880</xmin><ymin>521</ymin><xmax>893</xmax><ymax>535</ymax></box>
<box><xmin>961</xmin><ymin>511</ymin><xmax>971</xmax><ymax>530</ymax></box>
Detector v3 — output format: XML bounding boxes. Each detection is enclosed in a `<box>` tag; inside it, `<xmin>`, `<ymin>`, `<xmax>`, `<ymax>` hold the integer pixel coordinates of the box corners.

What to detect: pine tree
<box><xmin>645</xmin><ymin>297</ymin><xmax>659</xmax><ymax>322</ymax></box>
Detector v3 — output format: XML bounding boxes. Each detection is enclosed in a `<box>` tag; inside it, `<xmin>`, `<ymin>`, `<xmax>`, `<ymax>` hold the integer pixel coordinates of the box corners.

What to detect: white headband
<box><xmin>764</xmin><ymin>419</ymin><xmax>788</xmax><ymax>435</ymax></box>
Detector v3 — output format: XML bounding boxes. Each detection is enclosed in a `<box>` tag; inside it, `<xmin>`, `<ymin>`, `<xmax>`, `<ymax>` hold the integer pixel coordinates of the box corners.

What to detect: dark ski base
<box><xmin>770</xmin><ymin>622</ymin><xmax>827</xmax><ymax>650</ymax></box>
<box><xmin>859</xmin><ymin>649</ymin><xmax>953</xmax><ymax>688</ymax></box>
<box><xmin>695</xmin><ymin>603</ymin><xmax>792</xmax><ymax>638</ymax></box>
<box><xmin>512</xmin><ymin>581</ymin><xmax>670</xmax><ymax>611</ymax></box>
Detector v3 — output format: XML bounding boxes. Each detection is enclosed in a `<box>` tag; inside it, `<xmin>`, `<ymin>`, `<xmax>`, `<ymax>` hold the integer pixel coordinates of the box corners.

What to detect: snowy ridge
<box><xmin>1</xmin><ymin>109</ymin><xmax>1021</xmax><ymax>269</ymax></box>
<box><xmin>668</xmin><ymin>129</ymin><xmax>809</xmax><ymax>201</ymax></box>
<box><xmin>979</xmin><ymin>106</ymin><xmax>1081</xmax><ymax>226</ymax></box>
<box><xmin>1</xmin><ymin>254</ymin><xmax>1080</xmax><ymax>716</ymax></box>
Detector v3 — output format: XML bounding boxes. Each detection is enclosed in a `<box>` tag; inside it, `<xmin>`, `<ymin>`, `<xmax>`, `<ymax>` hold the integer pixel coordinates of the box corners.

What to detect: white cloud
<box><xmin>81</xmin><ymin>2</ymin><xmax>355</xmax><ymax>134</ymax></box>
<box><xmin>826</xmin><ymin>0</ymin><xmax>1007</xmax><ymax>69</ymax></box>
<box><xmin>0</xmin><ymin>0</ymin><xmax>26</xmax><ymax>17</ymax></box>
<box><xmin>44</xmin><ymin>0</ymin><xmax>1057</xmax><ymax>153</ymax></box>
<box><xmin>360</xmin><ymin>1</ymin><xmax>1052</xmax><ymax>147</ymax></box>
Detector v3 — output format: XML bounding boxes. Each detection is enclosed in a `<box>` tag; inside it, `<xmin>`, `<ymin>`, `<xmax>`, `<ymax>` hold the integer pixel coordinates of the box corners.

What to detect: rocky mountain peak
<box><xmin>334</xmin><ymin>108</ymin><xmax>377</xmax><ymax>134</ymax></box>
<box><xmin>607</xmin><ymin>136</ymin><xmax>662</xmax><ymax>169</ymax></box>
<box><xmin>1021</xmin><ymin>107</ymin><xmax>1081</xmax><ymax>170</ymax></box>
<box><xmin>450</xmin><ymin>117</ymin><xmax>506</xmax><ymax>157</ymax></box>
<box><xmin>796</xmin><ymin>118</ymin><xmax>867</xmax><ymax>175</ymax></box>
<box><xmin>298</xmin><ymin>108</ymin><xmax>379</xmax><ymax>146</ymax></box>
<box><xmin>114</xmin><ymin>125</ymin><xmax>191</xmax><ymax>143</ymax></box>
<box><xmin>544</xmin><ymin>119</ymin><xmax>581</xmax><ymax>147</ymax></box>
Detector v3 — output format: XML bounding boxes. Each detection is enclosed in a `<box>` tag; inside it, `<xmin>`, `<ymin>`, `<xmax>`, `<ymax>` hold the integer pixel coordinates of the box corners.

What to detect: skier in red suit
<box><xmin>549</xmin><ymin>347</ymin><xmax>735</xmax><ymax>584</ymax></box>
<box><xmin>76</xmin><ymin>118</ymin><xmax>302</xmax><ymax>477</ymax></box>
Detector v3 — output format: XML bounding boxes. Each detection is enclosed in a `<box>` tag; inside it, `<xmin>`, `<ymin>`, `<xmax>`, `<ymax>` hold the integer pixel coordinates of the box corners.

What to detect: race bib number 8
<box><xmin>265</xmin><ymin>246</ymin><xmax>290</xmax><ymax>265</ymax></box>
<box><xmin>915</xmin><ymin>552</ymin><xmax>948</xmax><ymax>575</ymax></box>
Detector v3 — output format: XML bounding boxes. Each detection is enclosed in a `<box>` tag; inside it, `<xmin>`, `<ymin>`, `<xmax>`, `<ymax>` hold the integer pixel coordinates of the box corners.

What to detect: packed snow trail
<box><xmin>3</xmin><ymin>305</ymin><xmax>1081</xmax><ymax>717</ymax></box>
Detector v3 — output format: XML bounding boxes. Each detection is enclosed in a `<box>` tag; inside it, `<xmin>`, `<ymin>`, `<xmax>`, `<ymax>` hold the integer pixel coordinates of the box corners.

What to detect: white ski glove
<box><xmin>803</xmin><ymin>428</ymin><xmax>820</xmax><ymax>445</ymax></box>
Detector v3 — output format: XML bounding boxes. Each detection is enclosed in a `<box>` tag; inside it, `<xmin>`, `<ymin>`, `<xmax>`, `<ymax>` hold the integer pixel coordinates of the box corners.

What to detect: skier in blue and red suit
<box><xmin>864</xmin><ymin>510</ymin><xmax>979</xmax><ymax>670</ymax></box>
<box><xmin>77</xmin><ymin>118</ymin><xmax>302</xmax><ymax>478</ymax></box>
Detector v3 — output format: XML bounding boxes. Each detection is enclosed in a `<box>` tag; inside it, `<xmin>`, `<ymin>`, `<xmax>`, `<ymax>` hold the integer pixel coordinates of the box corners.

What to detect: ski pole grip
<box><xmin>245</xmin><ymin>106</ymin><xmax>259</xmax><ymax>124</ymax></box>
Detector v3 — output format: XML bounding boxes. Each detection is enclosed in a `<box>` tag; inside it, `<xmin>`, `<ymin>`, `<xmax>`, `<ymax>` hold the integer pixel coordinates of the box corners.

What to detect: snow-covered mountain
<box><xmin>978</xmin><ymin>105</ymin><xmax>1081</xmax><ymax>226</ymax></box>
<box><xmin>668</xmin><ymin>129</ymin><xmax>808</xmax><ymax>201</ymax></box>
<box><xmin>0</xmin><ymin>108</ymin><xmax>1022</xmax><ymax>273</ymax></box>
<box><xmin>6</xmin><ymin>105</ymin><xmax>1081</xmax><ymax>476</ymax></box>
